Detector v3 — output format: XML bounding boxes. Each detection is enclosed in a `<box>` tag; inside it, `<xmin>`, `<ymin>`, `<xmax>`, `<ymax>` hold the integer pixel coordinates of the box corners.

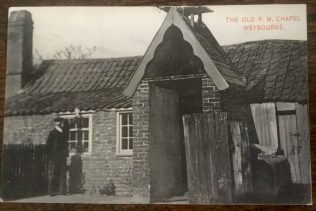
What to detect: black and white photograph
<box><xmin>1</xmin><ymin>5</ymin><xmax>311</xmax><ymax>204</ymax></box>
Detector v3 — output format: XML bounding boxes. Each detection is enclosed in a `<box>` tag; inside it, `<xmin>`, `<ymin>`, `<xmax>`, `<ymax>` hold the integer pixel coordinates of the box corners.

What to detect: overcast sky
<box><xmin>10</xmin><ymin>5</ymin><xmax>307</xmax><ymax>59</ymax></box>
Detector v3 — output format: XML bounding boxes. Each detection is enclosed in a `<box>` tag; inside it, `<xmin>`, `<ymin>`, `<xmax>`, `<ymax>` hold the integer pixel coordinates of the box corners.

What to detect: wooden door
<box><xmin>149</xmin><ymin>84</ymin><xmax>187</xmax><ymax>202</ymax></box>
<box><xmin>278</xmin><ymin>114</ymin><xmax>302</xmax><ymax>183</ymax></box>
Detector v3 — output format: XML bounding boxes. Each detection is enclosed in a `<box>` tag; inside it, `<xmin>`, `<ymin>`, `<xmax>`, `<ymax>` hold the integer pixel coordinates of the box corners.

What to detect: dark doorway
<box><xmin>149</xmin><ymin>78</ymin><xmax>202</xmax><ymax>202</ymax></box>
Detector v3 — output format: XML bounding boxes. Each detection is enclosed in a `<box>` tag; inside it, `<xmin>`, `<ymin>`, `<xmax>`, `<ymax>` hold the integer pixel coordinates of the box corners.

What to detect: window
<box><xmin>117</xmin><ymin>112</ymin><xmax>133</xmax><ymax>156</ymax></box>
<box><xmin>61</xmin><ymin>114</ymin><xmax>92</xmax><ymax>155</ymax></box>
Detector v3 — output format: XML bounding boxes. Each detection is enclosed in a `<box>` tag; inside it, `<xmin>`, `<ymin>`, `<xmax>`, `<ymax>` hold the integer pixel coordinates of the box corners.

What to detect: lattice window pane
<box><xmin>122</xmin><ymin>114</ymin><xmax>128</xmax><ymax>125</ymax></box>
<box><xmin>83</xmin><ymin>131</ymin><xmax>89</xmax><ymax>140</ymax></box>
<box><xmin>118</xmin><ymin>112</ymin><xmax>133</xmax><ymax>154</ymax></box>
<box><xmin>128</xmin><ymin>114</ymin><xmax>133</xmax><ymax>124</ymax></box>
<box><xmin>63</xmin><ymin>115</ymin><xmax>92</xmax><ymax>155</ymax></box>
<box><xmin>82</xmin><ymin>118</ymin><xmax>89</xmax><ymax>128</ymax></box>
<box><xmin>70</xmin><ymin>131</ymin><xmax>76</xmax><ymax>140</ymax></box>
<box><xmin>122</xmin><ymin>126</ymin><xmax>128</xmax><ymax>137</ymax></box>
<box><xmin>129</xmin><ymin>138</ymin><xmax>133</xmax><ymax>149</ymax></box>
<box><xmin>122</xmin><ymin>138</ymin><xmax>128</xmax><ymax>150</ymax></box>
<box><xmin>129</xmin><ymin>126</ymin><xmax>133</xmax><ymax>137</ymax></box>
<box><xmin>77</xmin><ymin>131</ymin><xmax>82</xmax><ymax>140</ymax></box>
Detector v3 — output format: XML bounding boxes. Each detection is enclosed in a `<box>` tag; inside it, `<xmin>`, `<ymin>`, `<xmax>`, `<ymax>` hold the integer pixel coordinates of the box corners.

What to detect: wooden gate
<box><xmin>183</xmin><ymin>112</ymin><xmax>232</xmax><ymax>204</ymax></box>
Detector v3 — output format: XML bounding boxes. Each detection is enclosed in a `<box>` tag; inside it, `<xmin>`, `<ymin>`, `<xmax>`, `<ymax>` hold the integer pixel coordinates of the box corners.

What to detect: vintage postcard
<box><xmin>1</xmin><ymin>5</ymin><xmax>311</xmax><ymax>204</ymax></box>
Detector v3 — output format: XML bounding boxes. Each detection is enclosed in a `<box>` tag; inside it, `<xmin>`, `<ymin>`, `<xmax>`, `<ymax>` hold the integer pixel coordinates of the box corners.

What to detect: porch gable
<box><xmin>124</xmin><ymin>7</ymin><xmax>245</xmax><ymax>97</ymax></box>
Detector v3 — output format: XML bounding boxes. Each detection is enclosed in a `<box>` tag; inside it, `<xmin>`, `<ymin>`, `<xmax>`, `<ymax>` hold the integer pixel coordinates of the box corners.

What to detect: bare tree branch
<box><xmin>52</xmin><ymin>44</ymin><xmax>96</xmax><ymax>59</ymax></box>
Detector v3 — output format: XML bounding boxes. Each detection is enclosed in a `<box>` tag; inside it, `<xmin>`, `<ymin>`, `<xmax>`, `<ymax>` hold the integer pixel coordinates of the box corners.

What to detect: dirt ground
<box><xmin>10</xmin><ymin>194</ymin><xmax>190</xmax><ymax>204</ymax></box>
<box><xmin>10</xmin><ymin>194</ymin><xmax>136</xmax><ymax>204</ymax></box>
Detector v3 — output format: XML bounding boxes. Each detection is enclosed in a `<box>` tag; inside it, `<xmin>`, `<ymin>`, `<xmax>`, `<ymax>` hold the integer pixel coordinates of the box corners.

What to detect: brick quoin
<box><xmin>202</xmin><ymin>74</ymin><xmax>222</xmax><ymax>112</ymax></box>
<box><xmin>132</xmin><ymin>80</ymin><xmax>150</xmax><ymax>201</ymax></box>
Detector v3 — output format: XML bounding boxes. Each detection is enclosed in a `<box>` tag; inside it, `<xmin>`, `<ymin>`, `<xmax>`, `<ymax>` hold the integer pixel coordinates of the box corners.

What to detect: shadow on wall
<box><xmin>68</xmin><ymin>152</ymin><xmax>85</xmax><ymax>194</ymax></box>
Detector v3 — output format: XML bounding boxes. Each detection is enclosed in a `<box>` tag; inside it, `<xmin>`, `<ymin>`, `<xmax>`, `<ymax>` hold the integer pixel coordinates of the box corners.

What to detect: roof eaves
<box><xmin>191</xmin><ymin>22</ymin><xmax>245</xmax><ymax>86</ymax></box>
<box><xmin>124</xmin><ymin>7</ymin><xmax>234</xmax><ymax>97</ymax></box>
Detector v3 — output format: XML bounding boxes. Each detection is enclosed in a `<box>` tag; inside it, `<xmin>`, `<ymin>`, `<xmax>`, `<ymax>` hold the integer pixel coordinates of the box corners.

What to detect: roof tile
<box><xmin>187</xmin><ymin>20</ymin><xmax>244</xmax><ymax>85</ymax></box>
<box><xmin>5</xmin><ymin>57</ymin><xmax>140</xmax><ymax>115</ymax></box>
<box><xmin>223</xmin><ymin>40</ymin><xmax>307</xmax><ymax>103</ymax></box>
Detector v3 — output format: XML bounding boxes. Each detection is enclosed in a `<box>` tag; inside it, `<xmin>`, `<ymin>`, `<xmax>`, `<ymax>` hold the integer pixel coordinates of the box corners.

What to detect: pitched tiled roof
<box><xmin>223</xmin><ymin>40</ymin><xmax>308</xmax><ymax>103</ymax></box>
<box><xmin>5</xmin><ymin>57</ymin><xmax>141</xmax><ymax>115</ymax></box>
<box><xmin>5</xmin><ymin>40</ymin><xmax>307</xmax><ymax>116</ymax></box>
<box><xmin>185</xmin><ymin>19</ymin><xmax>245</xmax><ymax>86</ymax></box>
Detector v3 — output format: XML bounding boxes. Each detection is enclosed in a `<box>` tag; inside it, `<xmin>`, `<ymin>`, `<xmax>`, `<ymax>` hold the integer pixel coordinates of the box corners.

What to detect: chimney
<box><xmin>6</xmin><ymin>10</ymin><xmax>33</xmax><ymax>99</ymax></box>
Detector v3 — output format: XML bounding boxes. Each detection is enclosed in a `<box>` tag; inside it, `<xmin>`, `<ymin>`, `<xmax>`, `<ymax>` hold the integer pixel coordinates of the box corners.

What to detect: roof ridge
<box><xmin>19</xmin><ymin>87</ymin><xmax>125</xmax><ymax>96</ymax></box>
<box><xmin>222</xmin><ymin>39</ymin><xmax>306</xmax><ymax>48</ymax></box>
<box><xmin>41</xmin><ymin>56</ymin><xmax>143</xmax><ymax>64</ymax></box>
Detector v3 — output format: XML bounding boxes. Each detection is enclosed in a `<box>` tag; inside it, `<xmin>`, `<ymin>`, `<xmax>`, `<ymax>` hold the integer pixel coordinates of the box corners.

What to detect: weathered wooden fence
<box><xmin>183</xmin><ymin>112</ymin><xmax>232</xmax><ymax>204</ymax></box>
<box><xmin>2</xmin><ymin>144</ymin><xmax>48</xmax><ymax>200</ymax></box>
<box><xmin>229</xmin><ymin>121</ymin><xmax>252</xmax><ymax>197</ymax></box>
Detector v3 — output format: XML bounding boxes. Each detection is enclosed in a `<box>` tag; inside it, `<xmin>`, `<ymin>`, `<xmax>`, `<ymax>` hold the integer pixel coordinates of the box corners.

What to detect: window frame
<box><xmin>116</xmin><ymin>110</ymin><xmax>133</xmax><ymax>156</ymax></box>
<box><xmin>59</xmin><ymin>113</ymin><xmax>93</xmax><ymax>156</ymax></box>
